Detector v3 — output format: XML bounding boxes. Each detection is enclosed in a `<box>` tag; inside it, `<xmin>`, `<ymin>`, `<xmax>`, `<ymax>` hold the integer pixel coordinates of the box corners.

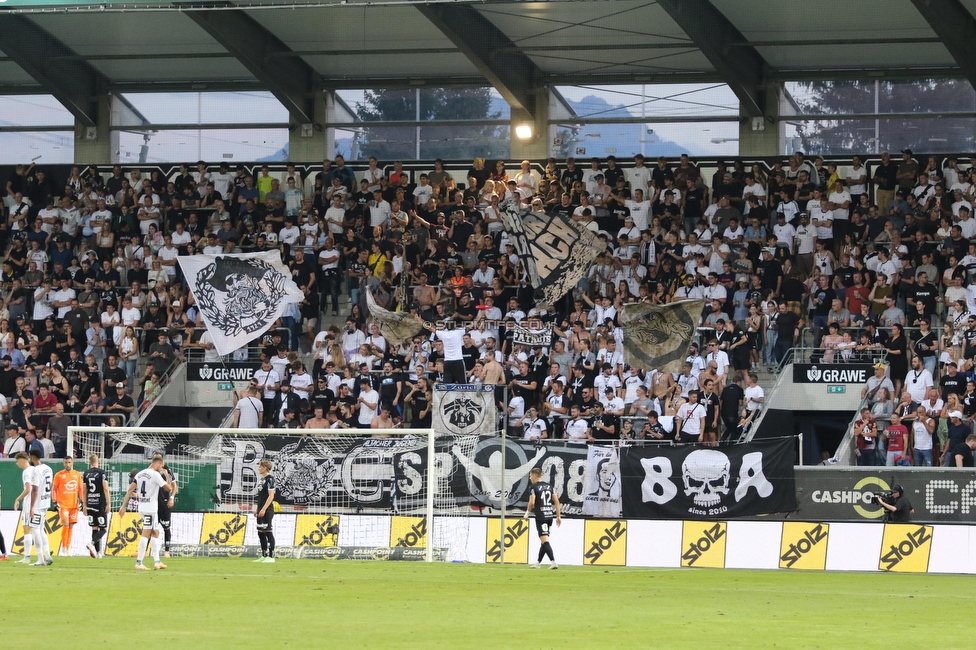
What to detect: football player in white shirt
<box><xmin>13</xmin><ymin>453</ymin><xmax>41</xmax><ymax>564</ymax></box>
<box><xmin>27</xmin><ymin>449</ymin><xmax>55</xmax><ymax>565</ymax></box>
<box><xmin>119</xmin><ymin>454</ymin><xmax>173</xmax><ymax>570</ymax></box>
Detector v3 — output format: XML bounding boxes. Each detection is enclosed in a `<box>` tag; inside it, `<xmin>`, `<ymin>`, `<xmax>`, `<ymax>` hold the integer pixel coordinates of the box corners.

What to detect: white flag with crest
<box><xmin>178</xmin><ymin>250</ymin><xmax>305</xmax><ymax>356</ymax></box>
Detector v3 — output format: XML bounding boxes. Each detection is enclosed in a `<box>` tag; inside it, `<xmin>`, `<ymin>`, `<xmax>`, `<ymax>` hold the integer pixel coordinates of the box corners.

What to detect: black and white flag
<box><xmin>433</xmin><ymin>384</ymin><xmax>497</xmax><ymax>436</ymax></box>
<box><xmin>366</xmin><ymin>290</ymin><xmax>423</xmax><ymax>345</ymax></box>
<box><xmin>512</xmin><ymin>322</ymin><xmax>553</xmax><ymax>348</ymax></box>
<box><xmin>620</xmin><ymin>438</ymin><xmax>797</xmax><ymax>519</ymax></box>
<box><xmin>618</xmin><ymin>299</ymin><xmax>706</xmax><ymax>374</ymax></box>
<box><xmin>501</xmin><ymin>198</ymin><xmax>606</xmax><ymax>307</ymax></box>
<box><xmin>178</xmin><ymin>251</ymin><xmax>305</xmax><ymax>356</ymax></box>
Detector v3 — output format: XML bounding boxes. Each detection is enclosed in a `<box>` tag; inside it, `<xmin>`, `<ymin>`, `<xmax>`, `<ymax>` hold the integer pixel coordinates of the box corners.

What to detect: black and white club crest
<box><xmin>195</xmin><ymin>256</ymin><xmax>286</xmax><ymax>337</ymax></box>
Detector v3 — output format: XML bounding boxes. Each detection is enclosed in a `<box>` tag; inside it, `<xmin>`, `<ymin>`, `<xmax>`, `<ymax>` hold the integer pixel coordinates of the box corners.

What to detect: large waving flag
<box><xmin>501</xmin><ymin>198</ymin><xmax>606</xmax><ymax>307</ymax></box>
<box><xmin>178</xmin><ymin>251</ymin><xmax>305</xmax><ymax>356</ymax></box>
<box><xmin>366</xmin><ymin>289</ymin><xmax>423</xmax><ymax>344</ymax></box>
<box><xmin>618</xmin><ymin>299</ymin><xmax>707</xmax><ymax>373</ymax></box>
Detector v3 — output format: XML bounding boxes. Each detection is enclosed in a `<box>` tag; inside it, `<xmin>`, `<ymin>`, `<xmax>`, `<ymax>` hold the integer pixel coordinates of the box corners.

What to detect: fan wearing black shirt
<box><xmin>255</xmin><ymin>460</ymin><xmax>276</xmax><ymax>563</ymax></box>
<box><xmin>523</xmin><ymin>467</ymin><xmax>561</xmax><ymax>569</ymax></box>
<box><xmin>940</xmin><ymin>362</ymin><xmax>967</xmax><ymax>401</ymax></box>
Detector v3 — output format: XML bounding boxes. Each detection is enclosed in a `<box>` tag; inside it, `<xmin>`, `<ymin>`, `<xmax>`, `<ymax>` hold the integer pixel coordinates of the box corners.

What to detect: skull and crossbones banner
<box><xmin>178</xmin><ymin>251</ymin><xmax>305</xmax><ymax>356</ymax></box>
<box><xmin>619</xmin><ymin>439</ymin><xmax>797</xmax><ymax>519</ymax></box>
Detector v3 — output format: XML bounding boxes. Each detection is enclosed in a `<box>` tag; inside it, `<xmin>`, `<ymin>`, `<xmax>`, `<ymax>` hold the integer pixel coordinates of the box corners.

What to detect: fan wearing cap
<box><xmin>861</xmin><ymin>363</ymin><xmax>894</xmax><ymax>405</ymax></box>
<box><xmin>876</xmin><ymin>483</ymin><xmax>913</xmax><ymax>522</ymax></box>
<box><xmin>943</xmin><ymin>408</ymin><xmax>972</xmax><ymax>467</ymax></box>
<box><xmin>105</xmin><ymin>382</ymin><xmax>135</xmax><ymax>419</ymax></box>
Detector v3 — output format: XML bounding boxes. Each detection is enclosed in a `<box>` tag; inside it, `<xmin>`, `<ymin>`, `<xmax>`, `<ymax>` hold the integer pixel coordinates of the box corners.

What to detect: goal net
<box><xmin>67</xmin><ymin>426</ymin><xmax>478</xmax><ymax>562</ymax></box>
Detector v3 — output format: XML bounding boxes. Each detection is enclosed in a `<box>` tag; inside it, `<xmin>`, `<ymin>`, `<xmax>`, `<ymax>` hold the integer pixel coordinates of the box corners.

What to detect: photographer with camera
<box><xmin>876</xmin><ymin>484</ymin><xmax>913</xmax><ymax>523</ymax></box>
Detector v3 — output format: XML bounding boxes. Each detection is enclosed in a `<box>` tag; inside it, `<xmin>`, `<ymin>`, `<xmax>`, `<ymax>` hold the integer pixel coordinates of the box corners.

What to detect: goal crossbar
<box><xmin>68</xmin><ymin>426</ymin><xmax>439</xmax><ymax>562</ymax></box>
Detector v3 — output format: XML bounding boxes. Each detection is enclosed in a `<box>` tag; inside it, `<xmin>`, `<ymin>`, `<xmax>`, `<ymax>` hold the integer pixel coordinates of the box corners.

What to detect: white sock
<box><xmin>150</xmin><ymin>537</ymin><xmax>161</xmax><ymax>563</ymax></box>
<box><xmin>99</xmin><ymin>534</ymin><xmax>107</xmax><ymax>557</ymax></box>
<box><xmin>32</xmin><ymin>528</ymin><xmax>46</xmax><ymax>562</ymax></box>
<box><xmin>23</xmin><ymin>528</ymin><xmax>33</xmax><ymax>558</ymax></box>
<box><xmin>40</xmin><ymin>529</ymin><xmax>52</xmax><ymax>561</ymax></box>
<box><xmin>137</xmin><ymin>536</ymin><xmax>149</xmax><ymax>564</ymax></box>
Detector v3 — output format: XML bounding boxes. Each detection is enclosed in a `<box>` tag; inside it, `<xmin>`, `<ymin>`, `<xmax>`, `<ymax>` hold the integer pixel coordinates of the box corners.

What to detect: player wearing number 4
<box><xmin>254</xmin><ymin>460</ymin><xmax>277</xmax><ymax>563</ymax></box>
<box><xmin>52</xmin><ymin>456</ymin><xmax>84</xmax><ymax>556</ymax></box>
<box><xmin>524</xmin><ymin>467</ymin><xmax>561</xmax><ymax>570</ymax></box>
<box><xmin>82</xmin><ymin>454</ymin><xmax>111</xmax><ymax>558</ymax></box>
<box><xmin>119</xmin><ymin>454</ymin><xmax>173</xmax><ymax>570</ymax></box>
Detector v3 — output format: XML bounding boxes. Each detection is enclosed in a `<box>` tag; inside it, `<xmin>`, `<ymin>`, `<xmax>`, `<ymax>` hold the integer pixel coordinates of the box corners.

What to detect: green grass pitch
<box><xmin>4</xmin><ymin>557</ymin><xmax>973</xmax><ymax>649</ymax></box>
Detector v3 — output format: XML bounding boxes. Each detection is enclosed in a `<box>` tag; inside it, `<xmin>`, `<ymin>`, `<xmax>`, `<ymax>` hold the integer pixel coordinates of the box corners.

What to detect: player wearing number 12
<box><xmin>524</xmin><ymin>467</ymin><xmax>562</xmax><ymax>570</ymax></box>
<box><xmin>52</xmin><ymin>456</ymin><xmax>84</xmax><ymax>556</ymax></box>
<box><xmin>119</xmin><ymin>455</ymin><xmax>173</xmax><ymax>571</ymax></box>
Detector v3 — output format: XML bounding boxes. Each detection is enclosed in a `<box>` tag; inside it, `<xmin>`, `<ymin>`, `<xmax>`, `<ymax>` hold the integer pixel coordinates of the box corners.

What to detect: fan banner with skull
<box><xmin>433</xmin><ymin>384</ymin><xmax>497</xmax><ymax>436</ymax></box>
<box><xmin>619</xmin><ymin>438</ymin><xmax>797</xmax><ymax>519</ymax></box>
<box><xmin>178</xmin><ymin>251</ymin><xmax>305</xmax><ymax>357</ymax></box>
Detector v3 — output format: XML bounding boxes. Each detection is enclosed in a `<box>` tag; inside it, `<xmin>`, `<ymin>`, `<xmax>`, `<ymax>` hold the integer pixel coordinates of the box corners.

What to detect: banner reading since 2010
<box><xmin>620</xmin><ymin>438</ymin><xmax>797</xmax><ymax>519</ymax></box>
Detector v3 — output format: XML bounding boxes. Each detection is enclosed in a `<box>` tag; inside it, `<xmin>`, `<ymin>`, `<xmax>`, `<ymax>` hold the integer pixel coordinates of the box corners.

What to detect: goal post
<box><xmin>67</xmin><ymin>426</ymin><xmax>466</xmax><ymax>563</ymax></box>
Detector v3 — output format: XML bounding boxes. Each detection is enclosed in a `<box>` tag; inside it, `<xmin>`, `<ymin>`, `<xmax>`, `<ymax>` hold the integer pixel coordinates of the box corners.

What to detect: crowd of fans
<box><xmin>3</xmin><ymin>149</ymin><xmax>976</xmax><ymax>464</ymax></box>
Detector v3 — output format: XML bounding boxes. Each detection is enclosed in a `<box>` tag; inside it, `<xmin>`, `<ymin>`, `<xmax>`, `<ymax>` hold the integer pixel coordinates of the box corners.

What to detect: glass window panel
<box><xmin>787</xmin><ymin>118</ymin><xmax>976</xmax><ymax>155</ymax></box>
<box><xmin>0</xmin><ymin>95</ymin><xmax>74</xmax><ymax>127</ymax></box>
<box><xmin>0</xmin><ymin>131</ymin><xmax>74</xmax><ymax>164</ymax></box>
<box><xmin>553</xmin><ymin>84</ymin><xmax>739</xmax><ymax>119</ymax></box>
<box><xmin>114</xmin><ymin>128</ymin><xmax>289</xmax><ymax>164</ymax></box>
<box><xmin>548</xmin><ymin>121</ymin><xmax>739</xmax><ymax>158</ymax></box>
<box><xmin>116</xmin><ymin>92</ymin><xmax>288</xmax><ymax>126</ymax></box>
<box><xmin>336</xmin><ymin>87</ymin><xmax>508</xmax><ymax>124</ymax></box>
<box><xmin>334</xmin><ymin>124</ymin><xmax>511</xmax><ymax>162</ymax></box>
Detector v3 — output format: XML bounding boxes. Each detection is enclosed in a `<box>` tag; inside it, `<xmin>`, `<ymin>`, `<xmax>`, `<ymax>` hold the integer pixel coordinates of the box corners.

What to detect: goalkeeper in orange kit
<box><xmin>52</xmin><ymin>456</ymin><xmax>84</xmax><ymax>556</ymax></box>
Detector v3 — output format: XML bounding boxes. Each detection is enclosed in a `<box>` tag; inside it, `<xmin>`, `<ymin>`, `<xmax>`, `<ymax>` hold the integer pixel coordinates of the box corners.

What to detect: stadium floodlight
<box><xmin>515</xmin><ymin>124</ymin><xmax>534</xmax><ymax>140</ymax></box>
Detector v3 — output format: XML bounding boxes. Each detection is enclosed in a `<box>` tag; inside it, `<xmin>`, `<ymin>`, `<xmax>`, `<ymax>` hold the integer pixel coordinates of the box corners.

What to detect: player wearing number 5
<box><xmin>254</xmin><ymin>460</ymin><xmax>277</xmax><ymax>563</ymax></box>
<box><xmin>524</xmin><ymin>467</ymin><xmax>561</xmax><ymax>570</ymax></box>
<box><xmin>81</xmin><ymin>454</ymin><xmax>111</xmax><ymax>558</ymax></box>
<box><xmin>52</xmin><ymin>456</ymin><xmax>84</xmax><ymax>556</ymax></box>
<box><xmin>119</xmin><ymin>454</ymin><xmax>173</xmax><ymax>571</ymax></box>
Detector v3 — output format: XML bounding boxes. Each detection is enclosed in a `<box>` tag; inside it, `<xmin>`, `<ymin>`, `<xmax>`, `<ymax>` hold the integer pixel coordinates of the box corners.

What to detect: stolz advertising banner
<box><xmin>620</xmin><ymin>438</ymin><xmax>797</xmax><ymax>519</ymax></box>
<box><xmin>784</xmin><ymin>467</ymin><xmax>976</xmax><ymax>524</ymax></box>
<box><xmin>792</xmin><ymin>363</ymin><xmax>873</xmax><ymax>384</ymax></box>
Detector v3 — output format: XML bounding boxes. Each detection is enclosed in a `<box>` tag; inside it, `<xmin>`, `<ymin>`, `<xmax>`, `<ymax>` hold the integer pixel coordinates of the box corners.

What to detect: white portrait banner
<box><xmin>582</xmin><ymin>444</ymin><xmax>622</xmax><ymax>518</ymax></box>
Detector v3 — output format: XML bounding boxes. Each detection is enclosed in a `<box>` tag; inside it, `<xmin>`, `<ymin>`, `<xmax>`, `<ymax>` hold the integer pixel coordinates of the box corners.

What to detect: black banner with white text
<box><xmin>620</xmin><ymin>439</ymin><xmax>797</xmax><ymax>519</ymax></box>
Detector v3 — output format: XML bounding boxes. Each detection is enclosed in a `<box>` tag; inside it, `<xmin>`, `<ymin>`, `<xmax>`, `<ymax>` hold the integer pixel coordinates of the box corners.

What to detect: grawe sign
<box><xmin>187</xmin><ymin>362</ymin><xmax>259</xmax><ymax>382</ymax></box>
<box><xmin>792</xmin><ymin>363</ymin><xmax>873</xmax><ymax>384</ymax></box>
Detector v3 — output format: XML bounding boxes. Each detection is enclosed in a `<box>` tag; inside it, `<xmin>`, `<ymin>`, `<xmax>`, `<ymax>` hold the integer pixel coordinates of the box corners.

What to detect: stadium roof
<box><xmin>0</xmin><ymin>0</ymin><xmax>974</xmax><ymax>126</ymax></box>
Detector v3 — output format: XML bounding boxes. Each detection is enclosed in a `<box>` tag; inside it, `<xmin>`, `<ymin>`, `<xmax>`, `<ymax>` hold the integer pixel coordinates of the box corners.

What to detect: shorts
<box><xmin>87</xmin><ymin>512</ymin><xmax>109</xmax><ymax>529</ymax></box>
<box><xmin>59</xmin><ymin>508</ymin><xmax>79</xmax><ymax>526</ymax></box>
<box><xmin>22</xmin><ymin>507</ymin><xmax>42</xmax><ymax>529</ymax></box>
<box><xmin>679</xmin><ymin>431</ymin><xmax>701</xmax><ymax>444</ymax></box>
<box><xmin>139</xmin><ymin>512</ymin><xmax>159</xmax><ymax>532</ymax></box>
<box><xmin>535</xmin><ymin>517</ymin><xmax>553</xmax><ymax>538</ymax></box>
<box><xmin>256</xmin><ymin>509</ymin><xmax>274</xmax><ymax>531</ymax></box>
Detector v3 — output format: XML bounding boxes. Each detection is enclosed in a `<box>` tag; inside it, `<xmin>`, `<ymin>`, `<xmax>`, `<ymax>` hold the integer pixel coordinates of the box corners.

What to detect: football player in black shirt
<box><xmin>158</xmin><ymin>463</ymin><xmax>178</xmax><ymax>558</ymax></box>
<box><xmin>81</xmin><ymin>453</ymin><xmax>111</xmax><ymax>558</ymax></box>
<box><xmin>523</xmin><ymin>467</ymin><xmax>562</xmax><ymax>569</ymax></box>
<box><xmin>255</xmin><ymin>460</ymin><xmax>277</xmax><ymax>563</ymax></box>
